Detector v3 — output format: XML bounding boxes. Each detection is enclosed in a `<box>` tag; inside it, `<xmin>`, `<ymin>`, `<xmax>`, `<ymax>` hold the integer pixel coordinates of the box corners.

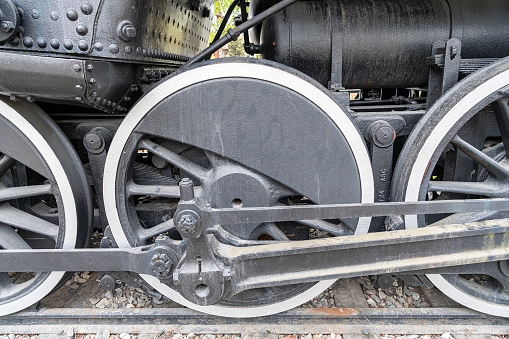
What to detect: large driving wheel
<box><xmin>391</xmin><ymin>57</ymin><xmax>509</xmax><ymax>317</ymax></box>
<box><xmin>0</xmin><ymin>98</ymin><xmax>92</xmax><ymax>316</ymax></box>
<box><xmin>104</xmin><ymin>59</ymin><xmax>374</xmax><ymax>317</ymax></box>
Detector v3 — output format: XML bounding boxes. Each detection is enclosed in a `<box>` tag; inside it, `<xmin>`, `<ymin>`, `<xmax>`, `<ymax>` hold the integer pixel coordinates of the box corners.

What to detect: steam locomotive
<box><xmin>0</xmin><ymin>0</ymin><xmax>509</xmax><ymax>318</ymax></box>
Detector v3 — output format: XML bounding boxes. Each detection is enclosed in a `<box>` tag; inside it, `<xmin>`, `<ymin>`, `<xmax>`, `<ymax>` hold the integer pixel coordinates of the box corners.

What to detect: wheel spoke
<box><xmin>208</xmin><ymin>226</ymin><xmax>283</xmax><ymax>246</ymax></box>
<box><xmin>428</xmin><ymin>181</ymin><xmax>501</xmax><ymax>197</ymax></box>
<box><xmin>451</xmin><ymin>135</ymin><xmax>509</xmax><ymax>178</ymax></box>
<box><xmin>139</xmin><ymin>218</ymin><xmax>175</xmax><ymax>242</ymax></box>
<box><xmin>0</xmin><ymin>204</ymin><xmax>59</xmax><ymax>240</ymax></box>
<box><xmin>493</xmin><ymin>96</ymin><xmax>509</xmax><ymax>155</ymax></box>
<box><xmin>139</xmin><ymin>139</ymin><xmax>210</xmax><ymax>181</ymax></box>
<box><xmin>0</xmin><ymin>184</ymin><xmax>52</xmax><ymax>202</ymax></box>
<box><xmin>0</xmin><ymin>224</ymin><xmax>31</xmax><ymax>249</ymax></box>
<box><xmin>259</xmin><ymin>223</ymin><xmax>289</xmax><ymax>241</ymax></box>
<box><xmin>297</xmin><ymin>219</ymin><xmax>354</xmax><ymax>236</ymax></box>
<box><xmin>127</xmin><ymin>182</ymin><xmax>181</xmax><ymax>198</ymax></box>
<box><xmin>0</xmin><ymin>155</ymin><xmax>15</xmax><ymax>178</ymax></box>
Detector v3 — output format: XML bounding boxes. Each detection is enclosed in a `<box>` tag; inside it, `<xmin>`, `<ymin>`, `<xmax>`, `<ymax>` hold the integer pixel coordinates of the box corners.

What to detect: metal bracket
<box><xmin>367</xmin><ymin>120</ymin><xmax>396</xmax><ymax>232</ymax></box>
<box><xmin>328</xmin><ymin>0</ymin><xmax>343</xmax><ymax>91</ymax></box>
<box><xmin>83</xmin><ymin>127</ymin><xmax>112</xmax><ymax>229</ymax></box>
<box><xmin>172</xmin><ymin>179</ymin><xmax>226</xmax><ymax>306</ymax></box>
<box><xmin>426</xmin><ymin>38</ymin><xmax>462</xmax><ymax>108</ymax></box>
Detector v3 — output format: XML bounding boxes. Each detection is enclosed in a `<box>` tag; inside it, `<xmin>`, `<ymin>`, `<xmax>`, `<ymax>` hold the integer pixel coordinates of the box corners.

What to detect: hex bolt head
<box><xmin>179</xmin><ymin>178</ymin><xmax>195</xmax><ymax>201</ymax></box>
<box><xmin>1</xmin><ymin>21</ymin><xmax>15</xmax><ymax>33</ymax></box>
<box><xmin>150</xmin><ymin>253</ymin><xmax>172</xmax><ymax>278</ymax></box>
<box><xmin>177</xmin><ymin>214</ymin><xmax>197</xmax><ymax>234</ymax></box>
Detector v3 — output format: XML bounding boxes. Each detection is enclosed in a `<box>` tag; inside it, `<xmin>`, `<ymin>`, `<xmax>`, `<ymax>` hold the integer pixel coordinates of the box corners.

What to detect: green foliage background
<box><xmin>208</xmin><ymin>0</ymin><xmax>248</xmax><ymax>57</ymax></box>
<box><xmin>209</xmin><ymin>0</ymin><xmax>241</xmax><ymax>44</ymax></box>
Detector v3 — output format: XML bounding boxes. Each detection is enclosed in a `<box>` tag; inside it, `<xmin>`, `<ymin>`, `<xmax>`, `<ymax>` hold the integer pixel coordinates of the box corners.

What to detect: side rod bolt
<box><xmin>179</xmin><ymin>178</ymin><xmax>195</xmax><ymax>201</ymax></box>
<box><xmin>177</xmin><ymin>214</ymin><xmax>197</xmax><ymax>234</ymax></box>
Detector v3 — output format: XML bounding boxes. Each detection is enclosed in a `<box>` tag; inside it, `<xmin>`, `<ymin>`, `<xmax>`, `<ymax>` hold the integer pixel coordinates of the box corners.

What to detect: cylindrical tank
<box><xmin>254</xmin><ymin>0</ymin><xmax>509</xmax><ymax>89</ymax></box>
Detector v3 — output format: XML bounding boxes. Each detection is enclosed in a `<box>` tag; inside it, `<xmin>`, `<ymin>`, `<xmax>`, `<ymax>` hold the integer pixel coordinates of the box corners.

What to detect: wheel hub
<box><xmin>104</xmin><ymin>59</ymin><xmax>374</xmax><ymax>317</ymax></box>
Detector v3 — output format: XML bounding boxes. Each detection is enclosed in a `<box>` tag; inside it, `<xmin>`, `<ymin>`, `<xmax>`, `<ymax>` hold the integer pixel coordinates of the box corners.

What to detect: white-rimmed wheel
<box><xmin>104</xmin><ymin>59</ymin><xmax>374</xmax><ymax>317</ymax></box>
<box><xmin>0</xmin><ymin>97</ymin><xmax>92</xmax><ymax>316</ymax></box>
<box><xmin>391</xmin><ymin>57</ymin><xmax>509</xmax><ymax>317</ymax></box>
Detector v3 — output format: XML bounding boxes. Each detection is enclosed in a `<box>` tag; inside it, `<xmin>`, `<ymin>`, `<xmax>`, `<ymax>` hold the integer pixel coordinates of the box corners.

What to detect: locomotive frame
<box><xmin>0</xmin><ymin>0</ymin><xmax>509</xmax><ymax>319</ymax></box>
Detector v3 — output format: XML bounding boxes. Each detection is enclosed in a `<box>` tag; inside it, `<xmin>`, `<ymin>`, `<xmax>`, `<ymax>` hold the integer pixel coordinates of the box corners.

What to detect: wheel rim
<box><xmin>104</xmin><ymin>60</ymin><xmax>374</xmax><ymax>317</ymax></box>
<box><xmin>392</xmin><ymin>57</ymin><xmax>509</xmax><ymax>317</ymax></box>
<box><xmin>0</xmin><ymin>98</ymin><xmax>91</xmax><ymax>316</ymax></box>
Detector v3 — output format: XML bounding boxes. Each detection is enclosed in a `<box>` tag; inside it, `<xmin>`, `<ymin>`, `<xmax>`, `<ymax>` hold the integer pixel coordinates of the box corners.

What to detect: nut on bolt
<box><xmin>177</xmin><ymin>213</ymin><xmax>198</xmax><ymax>235</ymax></box>
<box><xmin>1</xmin><ymin>21</ymin><xmax>15</xmax><ymax>33</ymax></box>
<box><xmin>150</xmin><ymin>253</ymin><xmax>172</xmax><ymax>279</ymax></box>
<box><xmin>117</xmin><ymin>20</ymin><xmax>136</xmax><ymax>41</ymax></box>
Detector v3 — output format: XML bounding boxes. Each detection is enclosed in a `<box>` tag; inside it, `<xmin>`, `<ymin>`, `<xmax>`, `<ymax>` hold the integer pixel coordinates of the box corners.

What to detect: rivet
<box><xmin>95</xmin><ymin>97</ymin><xmax>101</xmax><ymax>102</ymax></box>
<box><xmin>26</xmin><ymin>96</ymin><xmax>35</xmax><ymax>102</ymax></box>
<box><xmin>89</xmin><ymin>78</ymin><xmax>96</xmax><ymax>84</ymax></box>
<box><xmin>78</xmin><ymin>40</ymin><xmax>88</xmax><ymax>51</ymax></box>
<box><xmin>108</xmin><ymin>44</ymin><xmax>119</xmax><ymax>54</ymax></box>
<box><xmin>36</xmin><ymin>37</ymin><xmax>47</xmax><ymax>48</ymax></box>
<box><xmin>125</xmin><ymin>46</ymin><xmax>133</xmax><ymax>54</ymax></box>
<box><xmin>50</xmin><ymin>11</ymin><xmax>59</xmax><ymax>21</ymax></box>
<box><xmin>91</xmin><ymin>91</ymin><xmax>98</xmax><ymax>98</ymax></box>
<box><xmin>76</xmin><ymin>84</ymin><xmax>84</xmax><ymax>90</ymax></box>
<box><xmin>23</xmin><ymin>37</ymin><xmax>34</xmax><ymax>48</ymax></box>
<box><xmin>31</xmin><ymin>9</ymin><xmax>40</xmax><ymax>19</ymax></box>
<box><xmin>64</xmin><ymin>39</ymin><xmax>74</xmax><ymax>50</ymax></box>
<box><xmin>86</xmin><ymin>64</ymin><xmax>94</xmax><ymax>71</ymax></box>
<box><xmin>66</xmin><ymin>8</ymin><xmax>78</xmax><ymax>21</ymax></box>
<box><xmin>76</xmin><ymin>22</ymin><xmax>88</xmax><ymax>35</ymax></box>
<box><xmin>136</xmin><ymin>47</ymin><xmax>142</xmax><ymax>55</ymax></box>
<box><xmin>75</xmin><ymin>97</ymin><xmax>82</xmax><ymax>101</ymax></box>
<box><xmin>142</xmin><ymin>48</ymin><xmax>147</xmax><ymax>56</ymax></box>
<box><xmin>102</xmin><ymin>99</ymin><xmax>107</xmax><ymax>105</ymax></box>
<box><xmin>81</xmin><ymin>2</ymin><xmax>93</xmax><ymax>15</ymax></box>
<box><xmin>73</xmin><ymin>64</ymin><xmax>81</xmax><ymax>72</ymax></box>
<box><xmin>93</xmin><ymin>42</ymin><xmax>103</xmax><ymax>51</ymax></box>
<box><xmin>107</xmin><ymin>101</ymin><xmax>111</xmax><ymax>106</ymax></box>
<box><xmin>50</xmin><ymin>38</ymin><xmax>60</xmax><ymax>49</ymax></box>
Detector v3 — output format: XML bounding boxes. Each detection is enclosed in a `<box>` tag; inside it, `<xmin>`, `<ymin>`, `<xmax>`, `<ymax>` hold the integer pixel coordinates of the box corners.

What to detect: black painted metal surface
<box><xmin>255</xmin><ymin>0</ymin><xmax>509</xmax><ymax>88</ymax></box>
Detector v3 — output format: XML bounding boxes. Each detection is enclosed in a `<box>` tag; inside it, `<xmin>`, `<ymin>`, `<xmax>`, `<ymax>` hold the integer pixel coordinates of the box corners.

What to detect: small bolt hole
<box><xmin>231</xmin><ymin>198</ymin><xmax>243</xmax><ymax>208</ymax></box>
<box><xmin>195</xmin><ymin>284</ymin><xmax>210</xmax><ymax>298</ymax></box>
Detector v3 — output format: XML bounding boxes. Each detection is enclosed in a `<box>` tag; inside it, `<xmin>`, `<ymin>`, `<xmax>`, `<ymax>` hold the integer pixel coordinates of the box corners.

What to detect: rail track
<box><xmin>1</xmin><ymin>277</ymin><xmax>508</xmax><ymax>337</ymax></box>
